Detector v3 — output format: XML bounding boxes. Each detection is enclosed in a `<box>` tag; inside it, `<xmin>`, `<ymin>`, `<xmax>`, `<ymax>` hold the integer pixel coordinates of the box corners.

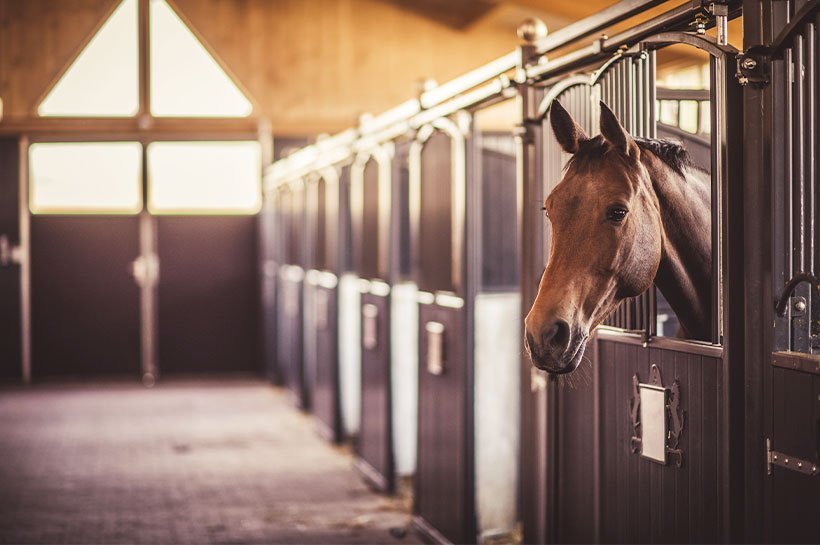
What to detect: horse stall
<box><xmin>741</xmin><ymin>0</ymin><xmax>820</xmax><ymax>540</ymax></box>
<box><xmin>258</xmin><ymin>188</ymin><xmax>281</xmax><ymax>384</ymax></box>
<box><xmin>275</xmin><ymin>181</ymin><xmax>310</xmax><ymax>409</ymax></box>
<box><xmin>350</xmin><ymin>142</ymin><xmax>397</xmax><ymax>491</ymax></box>
<box><xmin>303</xmin><ymin>168</ymin><xmax>344</xmax><ymax>442</ymax></box>
<box><xmin>517</xmin><ymin>2</ymin><xmax>745</xmax><ymax>543</ymax></box>
<box><xmin>410</xmin><ymin>90</ymin><xmax>521</xmax><ymax>543</ymax></box>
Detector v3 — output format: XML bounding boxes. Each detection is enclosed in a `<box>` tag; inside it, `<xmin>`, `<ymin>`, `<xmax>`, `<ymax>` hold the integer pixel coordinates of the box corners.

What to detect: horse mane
<box><xmin>565</xmin><ymin>135</ymin><xmax>696</xmax><ymax>175</ymax></box>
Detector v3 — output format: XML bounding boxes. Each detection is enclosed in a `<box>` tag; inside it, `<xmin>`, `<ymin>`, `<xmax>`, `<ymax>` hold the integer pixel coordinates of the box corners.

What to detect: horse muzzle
<box><xmin>525</xmin><ymin>321</ymin><xmax>588</xmax><ymax>374</ymax></box>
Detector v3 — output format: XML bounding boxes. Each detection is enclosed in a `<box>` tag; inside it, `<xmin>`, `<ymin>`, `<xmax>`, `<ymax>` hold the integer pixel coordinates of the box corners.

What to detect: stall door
<box><xmin>156</xmin><ymin>217</ymin><xmax>258</xmax><ymax>374</ymax></box>
<box><xmin>28</xmin><ymin>142</ymin><xmax>143</xmax><ymax>377</ymax></box>
<box><xmin>0</xmin><ymin>138</ymin><xmax>22</xmax><ymax>381</ymax></box>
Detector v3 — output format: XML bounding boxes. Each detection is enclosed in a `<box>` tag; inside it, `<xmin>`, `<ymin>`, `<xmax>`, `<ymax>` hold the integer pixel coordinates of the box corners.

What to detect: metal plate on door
<box><xmin>362</xmin><ymin>304</ymin><xmax>379</xmax><ymax>350</ymax></box>
<box><xmin>426</xmin><ymin>321</ymin><xmax>445</xmax><ymax>376</ymax></box>
<box><xmin>315</xmin><ymin>289</ymin><xmax>329</xmax><ymax>330</ymax></box>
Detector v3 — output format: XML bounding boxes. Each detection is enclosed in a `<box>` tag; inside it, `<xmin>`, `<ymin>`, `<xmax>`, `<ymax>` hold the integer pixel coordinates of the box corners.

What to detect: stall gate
<box><xmin>352</xmin><ymin>145</ymin><xmax>395</xmax><ymax>492</ymax></box>
<box><xmin>277</xmin><ymin>183</ymin><xmax>310</xmax><ymax>410</ymax></box>
<box><xmin>519</xmin><ymin>26</ymin><xmax>745</xmax><ymax>544</ymax></box>
<box><xmin>743</xmin><ymin>1</ymin><xmax>820</xmax><ymax>541</ymax></box>
<box><xmin>259</xmin><ymin>190</ymin><xmax>280</xmax><ymax>384</ymax></box>
<box><xmin>412</xmin><ymin>109</ymin><xmax>521</xmax><ymax>544</ymax></box>
<box><xmin>305</xmin><ymin>170</ymin><xmax>344</xmax><ymax>442</ymax></box>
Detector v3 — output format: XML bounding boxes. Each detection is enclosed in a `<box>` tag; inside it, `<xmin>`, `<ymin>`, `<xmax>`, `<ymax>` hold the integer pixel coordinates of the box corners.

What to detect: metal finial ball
<box><xmin>517</xmin><ymin>17</ymin><xmax>548</xmax><ymax>43</ymax></box>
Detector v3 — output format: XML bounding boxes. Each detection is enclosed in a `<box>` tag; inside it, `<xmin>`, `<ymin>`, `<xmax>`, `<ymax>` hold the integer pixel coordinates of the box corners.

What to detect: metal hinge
<box><xmin>736</xmin><ymin>46</ymin><xmax>770</xmax><ymax>88</ymax></box>
<box><xmin>767</xmin><ymin>438</ymin><xmax>819</xmax><ymax>477</ymax></box>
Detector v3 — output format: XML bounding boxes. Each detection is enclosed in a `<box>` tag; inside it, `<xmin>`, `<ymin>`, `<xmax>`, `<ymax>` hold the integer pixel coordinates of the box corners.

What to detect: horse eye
<box><xmin>606</xmin><ymin>206</ymin><xmax>628</xmax><ymax>223</ymax></box>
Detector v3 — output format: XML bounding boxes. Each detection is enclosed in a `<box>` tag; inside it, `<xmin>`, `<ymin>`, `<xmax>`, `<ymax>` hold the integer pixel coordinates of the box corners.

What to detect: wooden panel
<box><xmin>592</xmin><ymin>338</ymin><xmax>724</xmax><ymax>543</ymax></box>
<box><xmin>312</xmin><ymin>284</ymin><xmax>342</xmax><ymax>442</ymax></box>
<box><xmin>415</xmin><ymin>303</ymin><xmax>473</xmax><ymax>544</ymax></box>
<box><xmin>0</xmin><ymin>0</ymin><xmax>118</xmax><ymax>117</ymax></box>
<box><xmin>258</xmin><ymin>195</ymin><xmax>279</xmax><ymax>383</ymax></box>
<box><xmin>769</xmin><ymin>367</ymin><xmax>820</xmax><ymax>543</ymax></box>
<box><xmin>479</xmin><ymin>138</ymin><xmax>517</xmax><ymax>290</ymax></box>
<box><xmin>156</xmin><ymin>216</ymin><xmax>258</xmax><ymax>374</ymax></box>
<box><xmin>30</xmin><ymin>216</ymin><xmax>140</xmax><ymax>377</ymax></box>
<box><xmin>357</xmin><ymin>291</ymin><xmax>393</xmax><ymax>492</ymax></box>
<box><xmin>359</xmin><ymin>160</ymin><xmax>380</xmax><ymax>280</ymax></box>
<box><xmin>0</xmin><ymin>137</ymin><xmax>21</xmax><ymax>380</ymax></box>
<box><xmin>277</xmin><ymin>271</ymin><xmax>306</xmax><ymax>408</ymax></box>
<box><xmin>418</xmin><ymin>131</ymin><xmax>453</xmax><ymax>293</ymax></box>
<box><xmin>555</xmin><ymin>352</ymin><xmax>596</xmax><ymax>543</ymax></box>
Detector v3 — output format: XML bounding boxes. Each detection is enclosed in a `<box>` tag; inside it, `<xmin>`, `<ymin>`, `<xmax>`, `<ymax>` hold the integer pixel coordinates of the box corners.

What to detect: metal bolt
<box><xmin>794</xmin><ymin>300</ymin><xmax>807</xmax><ymax>312</ymax></box>
<box><xmin>798</xmin><ymin>462</ymin><xmax>803</xmax><ymax>468</ymax></box>
<box><xmin>741</xmin><ymin>57</ymin><xmax>758</xmax><ymax>70</ymax></box>
<box><xmin>773</xmin><ymin>454</ymin><xmax>778</xmax><ymax>460</ymax></box>
<box><xmin>785</xmin><ymin>458</ymin><xmax>790</xmax><ymax>464</ymax></box>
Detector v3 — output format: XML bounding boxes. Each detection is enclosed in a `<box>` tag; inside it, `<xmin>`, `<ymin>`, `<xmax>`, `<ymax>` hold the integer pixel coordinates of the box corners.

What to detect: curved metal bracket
<box><xmin>774</xmin><ymin>272</ymin><xmax>820</xmax><ymax>317</ymax></box>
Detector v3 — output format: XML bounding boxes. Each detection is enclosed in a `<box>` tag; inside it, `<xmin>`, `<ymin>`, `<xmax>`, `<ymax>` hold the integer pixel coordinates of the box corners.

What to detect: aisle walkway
<box><xmin>0</xmin><ymin>378</ymin><xmax>419</xmax><ymax>544</ymax></box>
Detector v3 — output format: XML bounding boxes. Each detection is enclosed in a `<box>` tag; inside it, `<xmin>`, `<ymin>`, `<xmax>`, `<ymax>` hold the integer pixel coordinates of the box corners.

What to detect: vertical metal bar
<box><xmin>18</xmin><ymin>137</ymin><xmax>31</xmax><ymax>384</ymax></box>
<box><xmin>710</xmin><ymin>58</ymin><xmax>722</xmax><ymax>345</ymax></box>
<box><xmin>138</xmin><ymin>0</ymin><xmax>150</xmax><ymax>118</ymax></box>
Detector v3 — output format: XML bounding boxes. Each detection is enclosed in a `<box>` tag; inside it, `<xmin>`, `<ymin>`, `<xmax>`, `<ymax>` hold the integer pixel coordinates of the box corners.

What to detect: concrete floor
<box><xmin>0</xmin><ymin>378</ymin><xmax>421</xmax><ymax>544</ymax></box>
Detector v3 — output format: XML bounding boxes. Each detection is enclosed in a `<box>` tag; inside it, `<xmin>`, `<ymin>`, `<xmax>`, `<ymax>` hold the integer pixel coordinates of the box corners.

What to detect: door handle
<box><xmin>131</xmin><ymin>254</ymin><xmax>159</xmax><ymax>287</ymax></box>
<box><xmin>426</xmin><ymin>321</ymin><xmax>445</xmax><ymax>376</ymax></box>
<box><xmin>0</xmin><ymin>234</ymin><xmax>22</xmax><ymax>267</ymax></box>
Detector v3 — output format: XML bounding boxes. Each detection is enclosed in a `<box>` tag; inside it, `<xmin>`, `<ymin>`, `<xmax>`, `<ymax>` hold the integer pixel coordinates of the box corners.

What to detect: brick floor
<box><xmin>0</xmin><ymin>378</ymin><xmax>421</xmax><ymax>544</ymax></box>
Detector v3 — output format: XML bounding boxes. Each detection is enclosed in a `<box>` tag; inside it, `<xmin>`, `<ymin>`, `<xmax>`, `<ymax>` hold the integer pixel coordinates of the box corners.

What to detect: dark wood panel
<box><xmin>359</xmin><ymin>160</ymin><xmax>380</xmax><ymax>279</ymax></box>
<box><xmin>156</xmin><ymin>216</ymin><xmax>258</xmax><ymax>374</ymax></box>
<box><xmin>311</xmin><ymin>284</ymin><xmax>342</xmax><ymax>442</ymax></box>
<box><xmin>769</xmin><ymin>367</ymin><xmax>820</xmax><ymax>543</ymax></box>
<box><xmin>0</xmin><ymin>137</ymin><xmax>21</xmax><ymax>381</ymax></box>
<box><xmin>31</xmin><ymin>216</ymin><xmax>140</xmax><ymax>377</ymax></box>
<box><xmin>592</xmin><ymin>338</ymin><xmax>724</xmax><ymax>543</ymax></box>
<box><xmin>479</xmin><ymin>141</ymin><xmax>518</xmax><ymax>290</ymax></box>
<box><xmin>417</xmin><ymin>131</ymin><xmax>453</xmax><ymax>293</ymax></box>
<box><xmin>555</xmin><ymin>351</ymin><xmax>596</xmax><ymax>543</ymax></box>
<box><xmin>356</xmin><ymin>291</ymin><xmax>393</xmax><ymax>492</ymax></box>
<box><xmin>277</xmin><ymin>272</ymin><xmax>307</xmax><ymax>409</ymax></box>
<box><xmin>258</xmin><ymin>196</ymin><xmax>279</xmax><ymax>383</ymax></box>
<box><xmin>414</xmin><ymin>303</ymin><xmax>473</xmax><ymax>544</ymax></box>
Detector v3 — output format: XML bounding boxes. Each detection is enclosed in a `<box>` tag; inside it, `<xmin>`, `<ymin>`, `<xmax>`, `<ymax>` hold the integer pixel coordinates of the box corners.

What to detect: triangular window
<box><xmin>149</xmin><ymin>0</ymin><xmax>252</xmax><ymax>117</ymax></box>
<box><xmin>38</xmin><ymin>0</ymin><xmax>139</xmax><ymax>117</ymax></box>
<box><xmin>38</xmin><ymin>0</ymin><xmax>252</xmax><ymax>118</ymax></box>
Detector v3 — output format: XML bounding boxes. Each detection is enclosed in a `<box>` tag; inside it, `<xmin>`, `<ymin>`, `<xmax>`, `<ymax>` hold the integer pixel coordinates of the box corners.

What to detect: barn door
<box><xmin>763</xmin><ymin>5</ymin><xmax>820</xmax><ymax>540</ymax></box>
<box><xmin>28</xmin><ymin>141</ymin><xmax>143</xmax><ymax>378</ymax></box>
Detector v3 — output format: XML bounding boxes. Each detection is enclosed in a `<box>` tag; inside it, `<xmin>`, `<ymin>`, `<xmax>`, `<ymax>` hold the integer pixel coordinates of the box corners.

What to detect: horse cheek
<box><xmin>618</xmin><ymin>222</ymin><xmax>660</xmax><ymax>297</ymax></box>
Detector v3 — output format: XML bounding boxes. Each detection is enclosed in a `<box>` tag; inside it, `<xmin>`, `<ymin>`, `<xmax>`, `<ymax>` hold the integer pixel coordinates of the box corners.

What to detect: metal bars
<box><xmin>772</xmin><ymin>12</ymin><xmax>820</xmax><ymax>353</ymax></box>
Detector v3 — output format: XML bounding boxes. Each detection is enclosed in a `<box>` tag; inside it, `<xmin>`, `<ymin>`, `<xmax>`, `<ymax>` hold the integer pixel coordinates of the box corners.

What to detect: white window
<box><xmin>147</xmin><ymin>141</ymin><xmax>261</xmax><ymax>214</ymax></box>
<box><xmin>38</xmin><ymin>0</ymin><xmax>139</xmax><ymax>117</ymax></box>
<box><xmin>149</xmin><ymin>0</ymin><xmax>252</xmax><ymax>117</ymax></box>
<box><xmin>29</xmin><ymin>142</ymin><xmax>143</xmax><ymax>214</ymax></box>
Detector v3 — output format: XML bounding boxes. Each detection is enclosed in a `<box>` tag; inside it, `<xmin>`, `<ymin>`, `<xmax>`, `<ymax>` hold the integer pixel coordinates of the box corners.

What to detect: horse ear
<box><xmin>549</xmin><ymin>100</ymin><xmax>588</xmax><ymax>154</ymax></box>
<box><xmin>599</xmin><ymin>101</ymin><xmax>639</xmax><ymax>158</ymax></box>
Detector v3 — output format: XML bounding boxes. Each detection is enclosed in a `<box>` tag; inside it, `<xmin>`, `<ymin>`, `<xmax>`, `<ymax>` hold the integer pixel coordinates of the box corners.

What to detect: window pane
<box><xmin>38</xmin><ymin>0</ymin><xmax>138</xmax><ymax>117</ymax></box>
<box><xmin>29</xmin><ymin>142</ymin><xmax>142</xmax><ymax>214</ymax></box>
<box><xmin>147</xmin><ymin>141</ymin><xmax>261</xmax><ymax>214</ymax></box>
<box><xmin>149</xmin><ymin>0</ymin><xmax>252</xmax><ymax>117</ymax></box>
<box><xmin>679</xmin><ymin>100</ymin><xmax>700</xmax><ymax>134</ymax></box>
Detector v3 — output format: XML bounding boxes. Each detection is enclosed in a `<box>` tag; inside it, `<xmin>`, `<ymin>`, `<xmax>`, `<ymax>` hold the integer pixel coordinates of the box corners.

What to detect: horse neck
<box><xmin>645</xmin><ymin>158</ymin><xmax>713</xmax><ymax>340</ymax></box>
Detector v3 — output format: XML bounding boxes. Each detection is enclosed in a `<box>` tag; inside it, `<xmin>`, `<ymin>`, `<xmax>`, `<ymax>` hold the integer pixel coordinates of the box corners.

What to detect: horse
<box><xmin>524</xmin><ymin>100</ymin><xmax>712</xmax><ymax>374</ymax></box>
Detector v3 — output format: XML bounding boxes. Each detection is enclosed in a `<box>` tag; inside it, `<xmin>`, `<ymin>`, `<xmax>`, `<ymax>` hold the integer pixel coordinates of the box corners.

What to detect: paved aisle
<box><xmin>0</xmin><ymin>379</ymin><xmax>419</xmax><ymax>544</ymax></box>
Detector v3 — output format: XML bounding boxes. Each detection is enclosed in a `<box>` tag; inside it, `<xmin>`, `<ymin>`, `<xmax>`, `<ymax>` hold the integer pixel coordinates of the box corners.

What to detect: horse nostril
<box><xmin>544</xmin><ymin>319</ymin><xmax>570</xmax><ymax>354</ymax></box>
<box><xmin>525</xmin><ymin>332</ymin><xmax>536</xmax><ymax>354</ymax></box>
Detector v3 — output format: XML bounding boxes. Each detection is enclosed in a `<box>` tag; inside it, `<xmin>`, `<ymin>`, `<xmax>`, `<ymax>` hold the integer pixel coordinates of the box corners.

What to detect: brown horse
<box><xmin>524</xmin><ymin>101</ymin><xmax>712</xmax><ymax>374</ymax></box>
